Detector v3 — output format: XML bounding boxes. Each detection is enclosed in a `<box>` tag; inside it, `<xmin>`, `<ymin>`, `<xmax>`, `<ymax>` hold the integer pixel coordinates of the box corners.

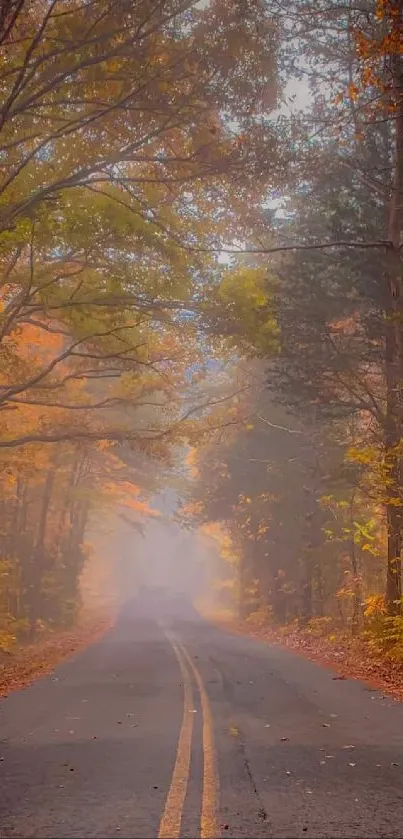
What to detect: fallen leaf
<box><xmin>0</xmin><ymin>620</ymin><xmax>112</xmax><ymax>700</ymax></box>
<box><xmin>322</xmin><ymin>723</ymin><xmax>331</xmax><ymax>728</ymax></box>
<box><xmin>226</xmin><ymin>620</ymin><xmax>403</xmax><ymax>703</ymax></box>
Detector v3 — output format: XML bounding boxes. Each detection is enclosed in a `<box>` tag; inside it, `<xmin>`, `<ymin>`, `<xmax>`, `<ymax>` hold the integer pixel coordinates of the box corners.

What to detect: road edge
<box><xmin>198</xmin><ymin>607</ymin><xmax>403</xmax><ymax>703</ymax></box>
<box><xmin>0</xmin><ymin>611</ymin><xmax>114</xmax><ymax>698</ymax></box>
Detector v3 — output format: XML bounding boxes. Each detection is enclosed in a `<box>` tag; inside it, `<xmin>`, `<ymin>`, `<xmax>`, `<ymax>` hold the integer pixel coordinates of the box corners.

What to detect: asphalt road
<box><xmin>2</xmin><ymin>597</ymin><xmax>403</xmax><ymax>838</ymax></box>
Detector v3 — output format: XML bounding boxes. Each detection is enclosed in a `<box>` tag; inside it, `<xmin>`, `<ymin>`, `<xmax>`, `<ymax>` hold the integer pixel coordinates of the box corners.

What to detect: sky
<box><xmin>217</xmin><ymin>76</ymin><xmax>312</xmax><ymax>265</ymax></box>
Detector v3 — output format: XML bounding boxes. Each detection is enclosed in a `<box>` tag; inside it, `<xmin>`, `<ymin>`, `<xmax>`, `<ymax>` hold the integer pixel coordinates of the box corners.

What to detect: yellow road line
<box><xmin>179</xmin><ymin>643</ymin><xmax>220</xmax><ymax>839</ymax></box>
<box><xmin>158</xmin><ymin>634</ymin><xmax>195</xmax><ymax>839</ymax></box>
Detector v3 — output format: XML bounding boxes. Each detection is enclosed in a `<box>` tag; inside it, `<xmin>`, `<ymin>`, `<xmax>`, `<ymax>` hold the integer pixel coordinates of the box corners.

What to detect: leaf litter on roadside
<box><xmin>0</xmin><ymin>615</ymin><xmax>113</xmax><ymax>698</ymax></box>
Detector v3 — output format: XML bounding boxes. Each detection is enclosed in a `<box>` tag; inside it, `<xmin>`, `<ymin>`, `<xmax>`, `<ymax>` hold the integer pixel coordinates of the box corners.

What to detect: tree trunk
<box><xmin>384</xmin><ymin>11</ymin><xmax>403</xmax><ymax>614</ymax></box>
<box><xmin>300</xmin><ymin>550</ymin><xmax>313</xmax><ymax>626</ymax></box>
<box><xmin>314</xmin><ymin>558</ymin><xmax>324</xmax><ymax>617</ymax></box>
<box><xmin>28</xmin><ymin>465</ymin><xmax>56</xmax><ymax>637</ymax></box>
<box><xmin>300</xmin><ymin>505</ymin><xmax>321</xmax><ymax>623</ymax></box>
<box><xmin>349</xmin><ymin>490</ymin><xmax>361</xmax><ymax>635</ymax></box>
<box><xmin>272</xmin><ymin>569</ymin><xmax>287</xmax><ymax>624</ymax></box>
<box><xmin>238</xmin><ymin>555</ymin><xmax>249</xmax><ymax>620</ymax></box>
<box><xmin>384</xmin><ymin>323</ymin><xmax>403</xmax><ymax>614</ymax></box>
<box><xmin>54</xmin><ymin>451</ymin><xmax>83</xmax><ymax>550</ymax></box>
<box><xmin>386</xmin><ymin>501</ymin><xmax>402</xmax><ymax>612</ymax></box>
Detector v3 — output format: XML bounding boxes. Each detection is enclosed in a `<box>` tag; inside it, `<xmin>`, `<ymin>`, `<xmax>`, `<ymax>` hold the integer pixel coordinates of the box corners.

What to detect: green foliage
<box><xmin>207</xmin><ymin>266</ymin><xmax>279</xmax><ymax>354</ymax></box>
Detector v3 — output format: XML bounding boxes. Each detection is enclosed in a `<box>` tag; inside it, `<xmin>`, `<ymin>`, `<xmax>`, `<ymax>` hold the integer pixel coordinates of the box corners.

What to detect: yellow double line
<box><xmin>158</xmin><ymin>631</ymin><xmax>220</xmax><ymax>839</ymax></box>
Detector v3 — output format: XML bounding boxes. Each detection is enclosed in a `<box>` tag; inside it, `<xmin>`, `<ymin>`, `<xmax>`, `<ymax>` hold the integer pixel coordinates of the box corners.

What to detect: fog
<box><xmin>81</xmin><ymin>488</ymin><xmax>228</xmax><ymax>621</ymax></box>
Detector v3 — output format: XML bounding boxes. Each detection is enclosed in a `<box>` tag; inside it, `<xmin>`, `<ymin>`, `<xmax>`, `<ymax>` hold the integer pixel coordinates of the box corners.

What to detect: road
<box><xmin>2</xmin><ymin>597</ymin><xmax>403</xmax><ymax>838</ymax></box>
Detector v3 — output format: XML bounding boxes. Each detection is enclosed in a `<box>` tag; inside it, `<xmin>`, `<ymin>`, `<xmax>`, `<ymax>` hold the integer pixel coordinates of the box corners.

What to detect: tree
<box><xmin>207</xmin><ymin>0</ymin><xmax>403</xmax><ymax>615</ymax></box>
<box><xmin>0</xmin><ymin>0</ymin><xmax>278</xmax><ymax>236</ymax></box>
<box><xmin>0</xmin><ymin>0</ymin><xmax>283</xmax><ymax>449</ymax></box>
<box><xmin>0</xmin><ymin>0</ymin><xmax>283</xmax><ymax>646</ymax></box>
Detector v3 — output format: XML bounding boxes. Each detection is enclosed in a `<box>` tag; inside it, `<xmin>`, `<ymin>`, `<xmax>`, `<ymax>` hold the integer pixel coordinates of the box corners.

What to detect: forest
<box><xmin>0</xmin><ymin>0</ymin><xmax>403</xmax><ymax>669</ymax></box>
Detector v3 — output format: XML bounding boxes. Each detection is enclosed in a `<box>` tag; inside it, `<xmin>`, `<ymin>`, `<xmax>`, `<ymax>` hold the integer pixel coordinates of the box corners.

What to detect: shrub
<box><xmin>364</xmin><ymin>595</ymin><xmax>403</xmax><ymax>661</ymax></box>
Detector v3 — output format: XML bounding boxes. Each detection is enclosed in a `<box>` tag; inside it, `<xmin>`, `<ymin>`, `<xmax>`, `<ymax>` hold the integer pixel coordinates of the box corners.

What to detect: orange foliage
<box><xmin>7</xmin><ymin>322</ymin><xmax>64</xmax><ymax>365</ymax></box>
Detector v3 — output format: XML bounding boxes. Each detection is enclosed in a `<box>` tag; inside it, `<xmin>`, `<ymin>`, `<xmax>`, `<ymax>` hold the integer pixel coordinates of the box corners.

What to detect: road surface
<box><xmin>2</xmin><ymin>597</ymin><xmax>403</xmax><ymax>838</ymax></box>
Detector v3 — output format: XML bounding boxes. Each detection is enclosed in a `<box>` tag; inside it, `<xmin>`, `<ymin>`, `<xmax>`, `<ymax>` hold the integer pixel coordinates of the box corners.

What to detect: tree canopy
<box><xmin>3</xmin><ymin>0</ymin><xmax>403</xmax><ymax>669</ymax></box>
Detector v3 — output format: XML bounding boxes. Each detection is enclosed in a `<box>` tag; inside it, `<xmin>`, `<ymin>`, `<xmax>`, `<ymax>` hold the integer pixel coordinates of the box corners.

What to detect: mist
<box><xmin>81</xmin><ymin>487</ymin><xmax>228</xmax><ymax>623</ymax></box>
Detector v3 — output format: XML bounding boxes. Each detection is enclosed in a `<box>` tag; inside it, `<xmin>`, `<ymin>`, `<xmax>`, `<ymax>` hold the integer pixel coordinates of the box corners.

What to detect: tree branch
<box><xmin>256</xmin><ymin>413</ymin><xmax>303</xmax><ymax>434</ymax></box>
<box><xmin>0</xmin><ymin>325</ymin><xmax>145</xmax><ymax>401</ymax></box>
<box><xmin>188</xmin><ymin>240</ymin><xmax>392</xmax><ymax>255</ymax></box>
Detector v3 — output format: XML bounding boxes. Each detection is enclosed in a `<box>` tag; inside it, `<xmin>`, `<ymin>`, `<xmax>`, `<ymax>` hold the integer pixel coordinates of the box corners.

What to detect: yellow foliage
<box><xmin>363</xmin><ymin>594</ymin><xmax>385</xmax><ymax>618</ymax></box>
<box><xmin>185</xmin><ymin>446</ymin><xmax>199</xmax><ymax>478</ymax></box>
<box><xmin>306</xmin><ymin>616</ymin><xmax>332</xmax><ymax>637</ymax></box>
<box><xmin>346</xmin><ymin>445</ymin><xmax>378</xmax><ymax>465</ymax></box>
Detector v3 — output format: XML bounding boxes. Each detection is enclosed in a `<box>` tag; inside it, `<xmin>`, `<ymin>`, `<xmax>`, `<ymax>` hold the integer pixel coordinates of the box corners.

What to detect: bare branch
<box><xmin>6</xmin><ymin>396</ymin><xmax>165</xmax><ymax>411</ymax></box>
<box><xmin>20</xmin><ymin>318</ymin><xmax>70</xmax><ymax>336</ymax></box>
<box><xmin>256</xmin><ymin>413</ymin><xmax>303</xmax><ymax>434</ymax></box>
<box><xmin>188</xmin><ymin>240</ymin><xmax>392</xmax><ymax>256</ymax></box>
<box><xmin>0</xmin><ymin>325</ymin><xmax>144</xmax><ymax>402</ymax></box>
<box><xmin>0</xmin><ymin>430</ymin><xmax>148</xmax><ymax>449</ymax></box>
